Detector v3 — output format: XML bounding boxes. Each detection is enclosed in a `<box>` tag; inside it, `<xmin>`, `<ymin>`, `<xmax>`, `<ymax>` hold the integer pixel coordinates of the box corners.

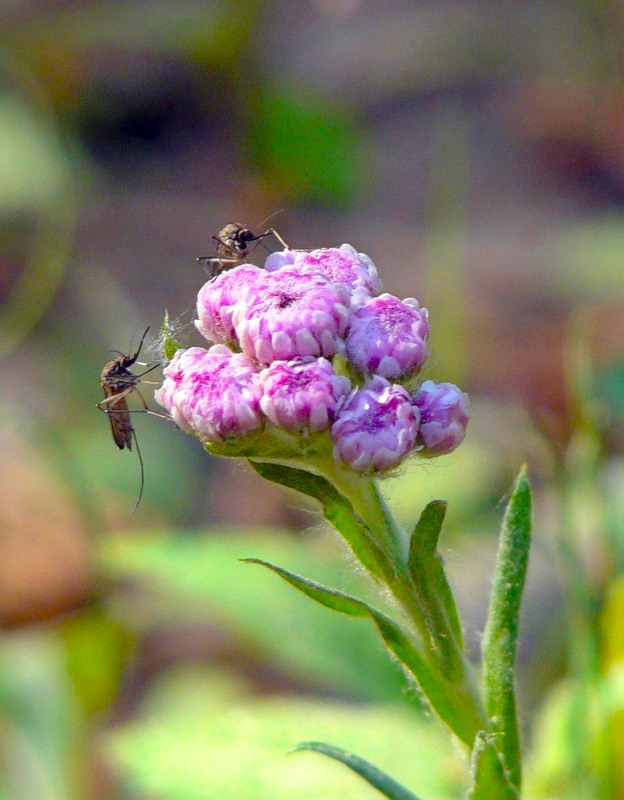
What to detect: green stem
<box><xmin>254</xmin><ymin>452</ymin><xmax>488</xmax><ymax>745</ymax></box>
<box><xmin>326</xmin><ymin>468</ymin><xmax>409</xmax><ymax>565</ymax></box>
<box><xmin>328</xmin><ymin>469</ymin><xmax>488</xmax><ymax>744</ymax></box>
<box><xmin>395</xmin><ymin>569</ymin><xmax>486</xmax><ymax>744</ymax></box>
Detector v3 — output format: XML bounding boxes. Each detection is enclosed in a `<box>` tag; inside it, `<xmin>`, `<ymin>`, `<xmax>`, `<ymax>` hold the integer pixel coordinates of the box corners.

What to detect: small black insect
<box><xmin>197</xmin><ymin>221</ymin><xmax>289</xmax><ymax>277</ymax></box>
<box><xmin>97</xmin><ymin>328</ymin><xmax>165</xmax><ymax>511</ymax></box>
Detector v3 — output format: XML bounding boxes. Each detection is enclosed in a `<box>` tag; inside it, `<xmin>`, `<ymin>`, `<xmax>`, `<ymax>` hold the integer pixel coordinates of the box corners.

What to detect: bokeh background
<box><xmin>1</xmin><ymin>2</ymin><xmax>624</xmax><ymax>798</ymax></box>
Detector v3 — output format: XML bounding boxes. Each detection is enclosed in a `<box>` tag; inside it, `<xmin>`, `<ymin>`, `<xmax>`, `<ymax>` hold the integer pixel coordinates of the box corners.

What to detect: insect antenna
<box><xmin>253</xmin><ymin>208</ymin><xmax>284</xmax><ymax>232</ymax></box>
<box><xmin>129</xmin><ymin>327</ymin><xmax>151</xmax><ymax>362</ymax></box>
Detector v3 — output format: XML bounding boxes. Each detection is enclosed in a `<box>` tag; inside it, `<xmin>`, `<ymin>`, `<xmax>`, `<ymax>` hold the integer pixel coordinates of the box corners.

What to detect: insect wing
<box><xmin>102</xmin><ymin>383</ymin><xmax>134</xmax><ymax>450</ymax></box>
<box><xmin>100</xmin><ymin>357</ymin><xmax>140</xmax><ymax>450</ymax></box>
<box><xmin>196</xmin><ymin>254</ymin><xmax>242</xmax><ymax>278</ymax></box>
<box><xmin>98</xmin><ymin>330</ymin><xmax>156</xmax><ymax>511</ymax></box>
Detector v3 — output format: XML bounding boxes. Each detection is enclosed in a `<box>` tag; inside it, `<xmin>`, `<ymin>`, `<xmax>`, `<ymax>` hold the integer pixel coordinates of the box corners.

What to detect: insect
<box><xmin>197</xmin><ymin>221</ymin><xmax>290</xmax><ymax>277</ymax></box>
<box><xmin>97</xmin><ymin>328</ymin><xmax>164</xmax><ymax>511</ymax></box>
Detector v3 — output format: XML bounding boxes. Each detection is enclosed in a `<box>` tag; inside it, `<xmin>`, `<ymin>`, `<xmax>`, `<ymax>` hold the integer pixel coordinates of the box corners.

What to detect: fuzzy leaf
<box><xmin>242</xmin><ymin>558</ymin><xmax>376</xmax><ymax>619</ymax></box>
<box><xmin>481</xmin><ymin>467</ymin><xmax>532</xmax><ymax>791</ymax></box>
<box><xmin>410</xmin><ymin>500</ymin><xmax>446</xmax><ymax>557</ymax></box>
<box><xmin>244</xmin><ymin>558</ymin><xmax>477</xmax><ymax>745</ymax></box>
<box><xmin>100</xmin><ymin>528</ymin><xmax>410</xmax><ymax>702</ymax></box>
<box><xmin>465</xmin><ymin>732</ymin><xmax>519</xmax><ymax>799</ymax></box>
<box><xmin>408</xmin><ymin>500</ymin><xmax>464</xmax><ymax>651</ymax></box>
<box><xmin>249</xmin><ymin>461</ymin><xmax>391</xmax><ymax>582</ymax></box>
<box><xmin>293</xmin><ymin>741</ymin><xmax>422</xmax><ymax>800</ymax></box>
<box><xmin>160</xmin><ymin>311</ymin><xmax>182</xmax><ymax>362</ymax></box>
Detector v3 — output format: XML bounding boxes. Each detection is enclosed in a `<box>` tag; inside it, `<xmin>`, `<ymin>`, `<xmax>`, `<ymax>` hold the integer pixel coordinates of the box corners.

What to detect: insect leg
<box><xmin>95</xmin><ymin>386</ymin><xmax>136</xmax><ymax>414</ymax></box>
<box><xmin>265</xmin><ymin>228</ymin><xmax>290</xmax><ymax>250</ymax></box>
<box><xmin>130</xmin><ymin>428</ymin><xmax>145</xmax><ymax>513</ymax></box>
<box><xmin>196</xmin><ymin>255</ymin><xmax>240</xmax><ymax>277</ymax></box>
<box><xmin>96</xmin><ymin>387</ymin><xmax>135</xmax><ymax>411</ymax></box>
<box><xmin>133</xmin><ymin>387</ymin><xmax>175</xmax><ymax>422</ymax></box>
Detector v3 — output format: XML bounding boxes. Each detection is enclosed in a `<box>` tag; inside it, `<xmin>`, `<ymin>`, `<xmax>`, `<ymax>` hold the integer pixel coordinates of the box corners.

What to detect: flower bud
<box><xmin>412</xmin><ymin>380</ymin><xmax>469</xmax><ymax>456</ymax></box>
<box><xmin>196</xmin><ymin>264</ymin><xmax>263</xmax><ymax>345</ymax></box>
<box><xmin>345</xmin><ymin>294</ymin><xmax>429</xmax><ymax>380</ymax></box>
<box><xmin>265</xmin><ymin>244</ymin><xmax>381</xmax><ymax>306</ymax></box>
<box><xmin>331</xmin><ymin>376</ymin><xmax>419</xmax><ymax>472</ymax></box>
<box><xmin>155</xmin><ymin>345</ymin><xmax>263</xmax><ymax>443</ymax></box>
<box><xmin>154</xmin><ymin>347</ymin><xmax>210</xmax><ymax>431</ymax></box>
<box><xmin>233</xmin><ymin>268</ymin><xmax>350</xmax><ymax>364</ymax></box>
<box><xmin>260</xmin><ymin>357</ymin><xmax>351</xmax><ymax>433</ymax></box>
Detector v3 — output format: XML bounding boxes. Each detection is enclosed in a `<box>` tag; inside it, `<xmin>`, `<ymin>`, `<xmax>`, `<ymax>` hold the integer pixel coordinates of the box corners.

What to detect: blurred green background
<box><xmin>1</xmin><ymin>1</ymin><xmax>624</xmax><ymax>798</ymax></box>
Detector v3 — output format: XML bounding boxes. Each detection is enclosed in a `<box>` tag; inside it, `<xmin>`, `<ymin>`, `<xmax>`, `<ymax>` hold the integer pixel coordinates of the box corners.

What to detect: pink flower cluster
<box><xmin>155</xmin><ymin>244</ymin><xmax>468</xmax><ymax>473</ymax></box>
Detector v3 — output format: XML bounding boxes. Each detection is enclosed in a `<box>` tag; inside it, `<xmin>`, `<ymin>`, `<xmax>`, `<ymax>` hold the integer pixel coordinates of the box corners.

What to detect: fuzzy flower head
<box><xmin>233</xmin><ymin>268</ymin><xmax>350</xmax><ymax>364</ymax></box>
<box><xmin>331</xmin><ymin>377</ymin><xmax>419</xmax><ymax>473</ymax></box>
<box><xmin>412</xmin><ymin>380</ymin><xmax>469</xmax><ymax>456</ymax></box>
<box><xmin>156</xmin><ymin>238</ymin><xmax>468</xmax><ymax>471</ymax></box>
<box><xmin>265</xmin><ymin>244</ymin><xmax>381</xmax><ymax>306</ymax></box>
<box><xmin>155</xmin><ymin>345</ymin><xmax>263</xmax><ymax>443</ymax></box>
<box><xmin>345</xmin><ymin>294</ymin><xmax>429</xmax><ymax>380</ymax></box>
<box><xmin>260</xmin><ymin>357</ymin><xmax>351</xmax><ymax>433</ymax></box>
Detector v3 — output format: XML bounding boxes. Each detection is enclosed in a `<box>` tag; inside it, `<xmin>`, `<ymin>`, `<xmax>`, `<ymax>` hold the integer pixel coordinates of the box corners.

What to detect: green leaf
<box><xmin>294</xmin><ymin>741</ymin><xmax>423</xmax><ymax>800</ymax></box>
<box><xmin>410</xmin><ymin>500</ymin><xmax>446</xmax><ymax>558</ymax></box>
<box><xmin>242</xmin><ymin>558</ymin><xmax>380</xmax><ymax>620</ymax></box>
<box><xmin>408</xmin><ymin>500</ymin><xmax>464</xmax><ymax>651</ymax></box>
<box><xmin>465</xmin><ymin>732</ymin><xmax>519</xmax><ymax>799</ymax></box>
<box><xmin>244</xmin><ymin>558</ymin><xmax>478</xmax><ymax>745</ymax></box>
<box><xmin>482</xmin><ymin>466</ymin><xmax>532</xmax><ymax>791</ymax></box>
<box><xmin>98</xmin><ymin>525</ymin><xmax>410</xmax><ymax>704</ymax></box>
<box><xmin>100</xmin><ymin>528</ymin><xmax>410</xmax><ymax>703</ymax></box>
<box><xmin>291</xmin><ymin>742</ymin><xmax>418</xmax><ymax>800</ymax></box>
<box><xmin>160</xmin><ymin>310</ymin><xmax>183</xmax><ymax>362</ymax></box>
<box><xmin>249</xmin><ymin>461</ymin><xmax>392</xmax><ymax>583</ymax></box>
